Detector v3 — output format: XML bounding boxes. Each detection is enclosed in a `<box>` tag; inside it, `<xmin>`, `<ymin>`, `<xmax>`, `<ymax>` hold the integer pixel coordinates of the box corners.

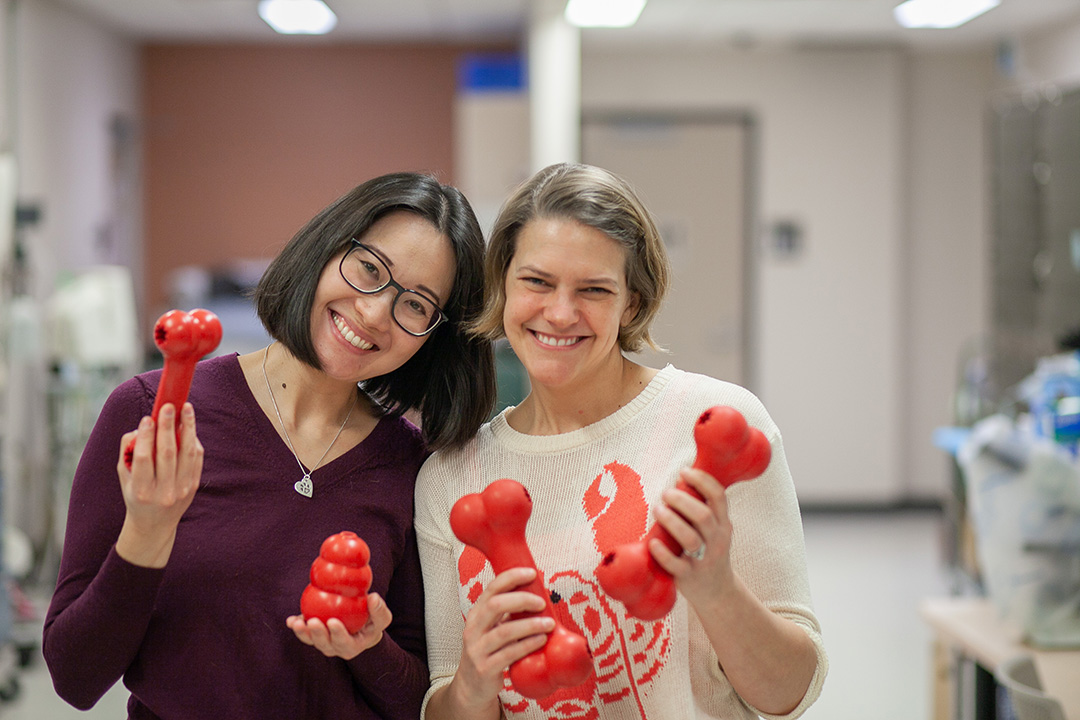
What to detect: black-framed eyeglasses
<box><xmin>338</xmin><ymin>240</ymin><xmax>447</xmax><ymax>337</ymax></box>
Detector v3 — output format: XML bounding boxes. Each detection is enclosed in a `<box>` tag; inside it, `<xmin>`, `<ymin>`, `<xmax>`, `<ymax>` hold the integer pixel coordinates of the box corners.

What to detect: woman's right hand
<box><xmin>445</xmin><ymin>567</ymin><xmax>554</xmax><ymax>714</ymax></box>
<box><xmin>114</xmin><ymin>402</ymin><xmax>204</xmax><ymax>568</ymax></box>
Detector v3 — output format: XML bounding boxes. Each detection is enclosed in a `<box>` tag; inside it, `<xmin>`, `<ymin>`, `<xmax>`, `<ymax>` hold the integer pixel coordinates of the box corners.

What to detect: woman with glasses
<box><xmin>414</xmin><ymin>163</ymin><xmax>827</xmax><ymax>719</ymax></box>
<box><xmin>44</xmin><ymin>172</ymin><xmax>496</xmax><ymax>719</ymax></box>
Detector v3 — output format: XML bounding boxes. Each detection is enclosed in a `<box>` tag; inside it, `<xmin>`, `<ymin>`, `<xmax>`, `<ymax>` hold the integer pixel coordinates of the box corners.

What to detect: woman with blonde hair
<box><xmin>415</xmin><ymin>163</ymin><xmax>827</xmax><ymax>720</ymax></box>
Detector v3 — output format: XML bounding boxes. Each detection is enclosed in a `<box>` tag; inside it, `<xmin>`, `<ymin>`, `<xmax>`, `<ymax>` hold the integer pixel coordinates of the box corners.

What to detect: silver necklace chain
<box><xmin>261</xmin><ymin>343</ymin><xmax>355</xmax><ymax>498</ymax></box>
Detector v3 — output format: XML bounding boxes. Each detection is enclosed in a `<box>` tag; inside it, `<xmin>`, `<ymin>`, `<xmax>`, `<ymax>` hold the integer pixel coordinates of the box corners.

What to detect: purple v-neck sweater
<box><xmin>44</xmin><ymin>353</ymin><xmax>429</xmax><ymax>719</ymax></box>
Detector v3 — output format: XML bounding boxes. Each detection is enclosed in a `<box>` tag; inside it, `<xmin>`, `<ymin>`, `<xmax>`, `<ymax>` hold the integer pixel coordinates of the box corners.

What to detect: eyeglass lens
<box><xmin>340</xmin><ymin>244</ymin><xmax>442</xmax><ymax>335</ymax></box>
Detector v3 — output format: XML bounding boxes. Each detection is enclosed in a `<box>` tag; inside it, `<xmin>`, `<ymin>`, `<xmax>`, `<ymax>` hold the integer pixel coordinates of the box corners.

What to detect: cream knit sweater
<box><xmin>415</xmin><ymin>365</ymin><xmax>827</xmax><ymax>719</ymax></box>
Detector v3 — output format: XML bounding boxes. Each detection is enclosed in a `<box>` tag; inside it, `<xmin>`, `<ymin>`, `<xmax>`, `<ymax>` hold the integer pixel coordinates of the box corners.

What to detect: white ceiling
<box><xmin>52</xmin><ymin>0</ymin><xmax>1080</xmax><ymax>49</ymax></box>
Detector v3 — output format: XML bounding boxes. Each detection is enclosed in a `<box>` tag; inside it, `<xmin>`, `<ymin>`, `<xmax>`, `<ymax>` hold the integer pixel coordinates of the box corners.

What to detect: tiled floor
<box><xmin>1</xmin><ymin>509</ymin><xmax>951</xmax><ymax>719</ymax></box>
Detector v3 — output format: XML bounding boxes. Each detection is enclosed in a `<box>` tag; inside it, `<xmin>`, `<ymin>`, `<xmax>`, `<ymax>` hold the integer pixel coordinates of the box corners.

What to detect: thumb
<box><xmin>366</xmin><ymin>593</ymin><xmax>393</xmax><ymax>632</ymax></box>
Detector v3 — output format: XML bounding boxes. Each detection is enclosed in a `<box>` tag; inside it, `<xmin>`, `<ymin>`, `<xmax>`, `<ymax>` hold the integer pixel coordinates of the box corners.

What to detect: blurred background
<box><xmin>1</xmin><ymin>0</ymin><xmax>1079</xmax><ymax>717</ymax></box>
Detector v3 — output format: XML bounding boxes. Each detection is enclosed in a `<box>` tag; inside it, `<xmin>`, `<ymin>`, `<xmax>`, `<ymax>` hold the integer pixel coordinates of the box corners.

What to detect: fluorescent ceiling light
<box><xmin>893</xmin><ymin>0</ymin><xmax>1000</xmax><ymax>29</ymax></box>
<box><xmin>258</xmin><ymin>0</ymin><xmax>337</xmax><ymax>35</ymax></box>
<box><xmin>565</xmin><ymin>0</ymin><xmax>647</xmax><ymax>28</ymax></box>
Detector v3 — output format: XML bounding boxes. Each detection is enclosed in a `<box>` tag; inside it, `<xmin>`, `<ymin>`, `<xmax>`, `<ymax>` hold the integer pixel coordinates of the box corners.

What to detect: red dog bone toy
<box><xmin>124</xmin><ymin>308</ymin><xmax>222</xmax><ymax>468</ymax></box>
<box><xmin>300</xmin><ymin>531</ymin><xmax>373</xmax><ymax>633</ymax></box>
<box><xmin>450</xmin><ymin>479</ymin><xmax>594</xmax><ymax>699</ymax></box>
<box><xmin>595</xmin><ymin>405</ymin><xmax>771</xmax><ymax>620</ymax></box>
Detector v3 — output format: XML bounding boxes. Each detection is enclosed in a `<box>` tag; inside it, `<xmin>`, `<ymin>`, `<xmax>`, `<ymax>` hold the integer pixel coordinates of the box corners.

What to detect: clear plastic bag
<box><xmin>958</xmin><ymin>414</ymin><xmax>1080</xmax><ymax>648</ymax></box>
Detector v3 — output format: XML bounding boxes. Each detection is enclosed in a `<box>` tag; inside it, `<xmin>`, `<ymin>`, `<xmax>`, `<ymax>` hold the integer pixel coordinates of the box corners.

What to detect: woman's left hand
<box><xmin>648</xmin><ymin>467</ymin><xmax>736</xmax><ymax>607</ymax></box>
<box><xmin>286</xmin><ymin>592</ymin><xmax>392</xmax><ymax>660</ymax></box>
<box><xmin>651</xmin><ymin>467</ymin><xmax>819</xmax><ymax>715</ymax></box>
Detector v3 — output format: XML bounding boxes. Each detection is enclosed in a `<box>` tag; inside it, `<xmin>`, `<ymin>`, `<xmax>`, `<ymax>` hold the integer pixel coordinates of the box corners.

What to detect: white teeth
<box><xmin>536</xmin><ymin>332</ymin><xmax>581</xmax><ymax>348</ymax></box>
<box><xmin>334</xmin><ymin>313</ymin><xmax>374</xmax><ymax>350</ymax></box>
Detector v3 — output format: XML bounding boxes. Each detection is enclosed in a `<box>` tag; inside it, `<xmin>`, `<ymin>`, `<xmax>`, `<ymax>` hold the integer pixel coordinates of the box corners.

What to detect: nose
<box><xmin>543</xmin><ymin>288</ymin><xmax>579</xmax><ymax>327</ymax></box>
<box><xmin>355</xmin><ymin>288</ymin><xmax>396</xmax><ymax>331</ymax></box>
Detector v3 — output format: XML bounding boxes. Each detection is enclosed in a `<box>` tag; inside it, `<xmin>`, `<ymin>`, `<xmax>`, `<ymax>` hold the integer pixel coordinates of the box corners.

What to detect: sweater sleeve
<box><xmin>687</xmin><ymin>386</ymin><xmax>828</xmax><ymax>719</ymax></box>
<box><xmin>414</xmin><ymin>452</ymin><xmax>470</xmax><ymax>718</ymax></box>
<box><xmin>347</xmin><ymin>522</ymin><xmax>430</xmax><ymax>719</ymax></box>
<box><xmin>739</xmin><ymin>435</ymin><xmax>828</xmax><ymax>720</ymax></box>
<box><xmin>42</xmin><ymin>376</ymin><xmax>166</xmax><ymax>710</ymax></box>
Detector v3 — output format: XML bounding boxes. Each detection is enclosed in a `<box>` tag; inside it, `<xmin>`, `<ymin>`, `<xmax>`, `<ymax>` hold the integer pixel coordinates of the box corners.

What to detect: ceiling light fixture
<box><xmin>893</xmin><ymin>0</ymin><xmax>1000</xmax><ymax>29</ymax></box>
<box><xmin>258</xmin><ymin>0</ymin><xmax>337</xmax><ymax>35</ymax></box>
<box><xmin>565</xmin><ymin>0</ymin><xmax>647</xmax><ymax>28</ymax></box>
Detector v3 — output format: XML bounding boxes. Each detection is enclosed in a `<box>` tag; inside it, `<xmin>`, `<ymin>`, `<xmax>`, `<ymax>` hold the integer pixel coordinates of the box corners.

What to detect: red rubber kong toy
<box><xmin>124</xmin><ymin>308</ymin><xmax>223</xmax><ymax>468</ymax></box>
<box><xmin>299</xmin><ymin>531</ymin><xmax>373</xmax><ymax>634</ymax></box>
<box><xmin>595</xmin><ymin>405</ymin><xmax>771</xmax><ymax>620</ymax></box>
<box><xmin>450</xmin><ymin>479</ymin><xmax>594</xmax><ymax>699</ymax></box>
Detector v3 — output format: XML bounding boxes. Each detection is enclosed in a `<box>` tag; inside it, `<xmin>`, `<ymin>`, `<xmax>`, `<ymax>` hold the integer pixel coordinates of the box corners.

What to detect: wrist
<box><xmin>446</xmin><ymin>675</ymin><xmax>501</xmax><ymax>719</ymax></box>
<box><xmin>693</xmin><ymin>564</ymin><xmax>745</xmax><ymax>617</ymax></box>
<box><xmin>116</xmin><ymin>516</ymin><xmax>176</xmax><ymax>568</ymax></box>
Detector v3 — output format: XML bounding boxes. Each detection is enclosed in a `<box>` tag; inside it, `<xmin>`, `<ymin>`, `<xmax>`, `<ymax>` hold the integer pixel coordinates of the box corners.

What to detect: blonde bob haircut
<box><xmin>471</xmin><ymin>163</ymin><xmax>671</xmax><ymax>353</ymax></box>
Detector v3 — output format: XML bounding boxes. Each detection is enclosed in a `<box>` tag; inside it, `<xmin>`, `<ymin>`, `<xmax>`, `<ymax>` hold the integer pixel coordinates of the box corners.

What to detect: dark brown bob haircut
<box><xmin>471</xmin><ymin>162</ymin><xmax>671</xmax><ymax>353</ymax></box>
<box><xmin>254</xmin><ymin>172</ymin><xmax>496</xmax><ymax>451</ymax></box>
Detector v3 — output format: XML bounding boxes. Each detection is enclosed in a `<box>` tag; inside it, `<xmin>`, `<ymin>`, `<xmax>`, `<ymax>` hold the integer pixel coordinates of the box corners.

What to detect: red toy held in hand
<box><xmin>124</xmin><ymin>308</ymin><xmax>222</xmax><ymax>468</ymax></box>
<box><xmin>450</xmin><ymin>479</ymin><xmax>594</xmax><ymax>700</ymax></box>
<box><xmin>595</xmin><ymin>406</ymin><xmax>771</xmax><ymax>620</ymax></box>
<box><xmin>300</xmin><ymin>531</ymin><xmax>373</xmax><ymax>634</ymax></box>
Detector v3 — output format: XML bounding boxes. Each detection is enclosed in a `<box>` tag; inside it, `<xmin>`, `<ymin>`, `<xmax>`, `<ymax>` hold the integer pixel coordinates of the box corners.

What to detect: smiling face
<box><xmin>503</xmin><ymin>217</ymin><xmax>639</xmax><ymax>393</ymax></box>
<box><xmin>310</xmin><ymin>210</ymin><xmax>455</xmax><ymax>383</ymax></box>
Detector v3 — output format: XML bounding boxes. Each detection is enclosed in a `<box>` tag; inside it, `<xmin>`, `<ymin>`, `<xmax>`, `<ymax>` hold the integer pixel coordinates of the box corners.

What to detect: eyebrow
<box><xmin>518</xmin><ymin>265</ymin><xmax>621</xmax><ymax>290</ymax></box>
<box><xmin>367</xmin><ymin>244</ymin><xmax>445</xmax><ymax>306</ymax></box>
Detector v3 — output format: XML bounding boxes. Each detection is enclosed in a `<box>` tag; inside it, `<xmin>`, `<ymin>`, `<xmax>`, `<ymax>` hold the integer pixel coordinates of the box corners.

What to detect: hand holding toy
<box><xmin>450</xmin><ymin>479</ymin><xmax>594</xmax><ymax>699</ymax></box>
<box><xmin>124</xmin><ymin>309</ymin><xmax>222</xmax><ymax>468</ymax></box>
<box><xmin>300</xmin><ymin>531</ymin><xmax>373</xmax><ymax>634</ymax></box>
<box><xmin>595</xmin><ymin>406</ymin><xmax>771</xmax><ymax>620</ymax></box>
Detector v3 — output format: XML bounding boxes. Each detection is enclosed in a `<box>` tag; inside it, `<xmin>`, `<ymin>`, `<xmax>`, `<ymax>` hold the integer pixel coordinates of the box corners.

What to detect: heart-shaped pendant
<box><xmin>294</xmin><ymin>475</ymin><xmax>313</xmax><ymax>498</ymax></box>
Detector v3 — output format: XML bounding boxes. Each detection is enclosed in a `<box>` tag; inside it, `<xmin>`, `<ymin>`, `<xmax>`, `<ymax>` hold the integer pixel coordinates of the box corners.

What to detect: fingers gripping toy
<box><xmin>594</xmin><ymin>406</ymin><xmax>772</xmax><ymax>620</ymax></box>
<box><xmin>124</xmin><ymin>309</ymin><xmax>223</xmax><ymax>468</ymax></box>
<box><xmin>300</xmin><ymin>531</ymin><xmax>373</xmax><ymax>633</ymax></box>
<box><xmin>450</xmin><ymin>479</ymin><xmax>594</xmax><ymax>699</ymax></box>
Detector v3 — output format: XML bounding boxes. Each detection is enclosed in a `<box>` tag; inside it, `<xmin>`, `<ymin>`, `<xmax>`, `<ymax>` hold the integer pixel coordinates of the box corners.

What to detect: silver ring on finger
<box><xmin>685</xmin><ymin>543</ymin><xmax>706</xmax><ymax>561</ymax></box>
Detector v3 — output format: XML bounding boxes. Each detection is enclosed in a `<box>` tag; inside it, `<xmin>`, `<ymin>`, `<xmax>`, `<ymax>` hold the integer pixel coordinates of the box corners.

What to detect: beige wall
<box><xmin>905</xmin><ymin>52</ymin><xmax>993</xmax><ymax>500</ymax></box>
<box><xmin>12</xmin><ymin>0</ymin><xmax>141</xmax><ymax>303</ymax></box>
<box><xmin>994</xmin><ymin>18</ymin><xmax>1080</xmax><ymax>91</ymax></box>
<box><xmin>582</xmin><ymin>44</ymin><xmax>994</xmax><ymax>503</ymax></box>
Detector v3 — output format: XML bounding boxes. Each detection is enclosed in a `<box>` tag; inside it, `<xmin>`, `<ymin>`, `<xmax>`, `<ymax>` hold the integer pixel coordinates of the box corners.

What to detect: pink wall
<box><xmin>142</xmin><ymin>43</ymin><xmax>501</xmax><ymax>309</ymax></box>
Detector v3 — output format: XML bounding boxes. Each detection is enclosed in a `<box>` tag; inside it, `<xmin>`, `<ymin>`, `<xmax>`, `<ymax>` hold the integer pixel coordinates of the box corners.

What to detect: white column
<box><xmin>527</xmin><ymin>0</ymin><xmax>581</xmax><ymax>171</ymax></box>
